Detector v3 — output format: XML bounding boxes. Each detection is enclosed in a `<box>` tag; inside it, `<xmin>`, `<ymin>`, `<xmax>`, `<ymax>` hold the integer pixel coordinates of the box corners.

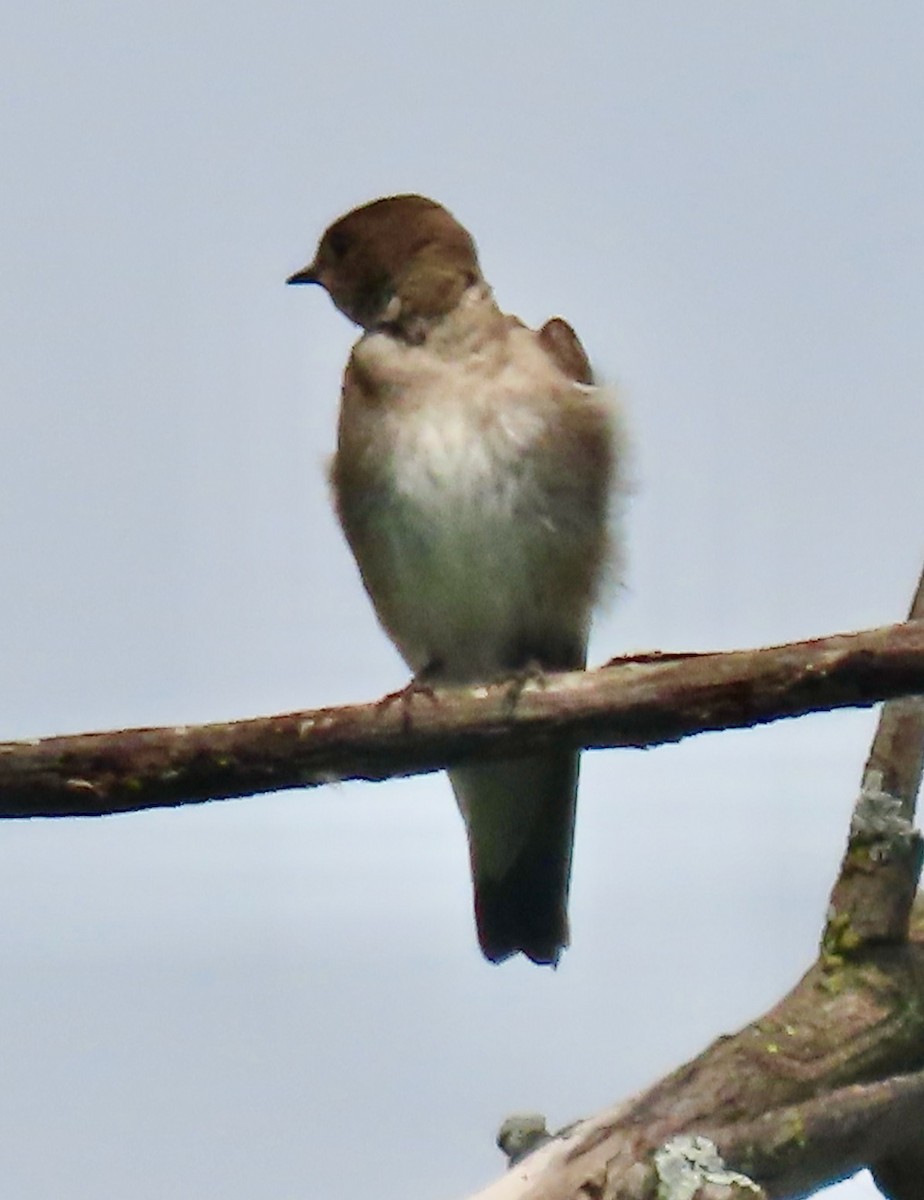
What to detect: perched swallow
<box><xmin>288</xmin><ymin>195</ymin><xmax>625</xmax><ymax>965</ymax></box>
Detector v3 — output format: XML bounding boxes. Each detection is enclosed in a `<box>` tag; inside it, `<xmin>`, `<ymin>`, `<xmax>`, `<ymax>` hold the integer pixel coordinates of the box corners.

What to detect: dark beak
<box><xmin>286</xmin><ymin>262</ymin><xmax>319</xmax><ymax>286</ymax></box>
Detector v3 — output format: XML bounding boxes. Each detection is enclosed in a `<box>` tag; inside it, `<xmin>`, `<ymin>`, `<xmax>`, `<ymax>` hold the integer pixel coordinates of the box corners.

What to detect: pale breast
<box><xmin>334</xmin><ymin>306</ymin><xmax>618</xmax><ymax>681</ymax></box>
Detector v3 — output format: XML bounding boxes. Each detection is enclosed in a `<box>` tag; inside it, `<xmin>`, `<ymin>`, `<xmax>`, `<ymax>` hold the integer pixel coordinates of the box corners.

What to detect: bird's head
<box><xmin>287</xmin><ymin>194</ymin><xmax>482</xmax><ymax>337</ymax></box>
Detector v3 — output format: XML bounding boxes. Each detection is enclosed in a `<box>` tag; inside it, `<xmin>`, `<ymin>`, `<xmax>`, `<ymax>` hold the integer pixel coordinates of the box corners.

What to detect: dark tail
<box><xmin>449</xmin><ymin>750</ymin><xmax>579</xmax><ymax>966</ymax></box>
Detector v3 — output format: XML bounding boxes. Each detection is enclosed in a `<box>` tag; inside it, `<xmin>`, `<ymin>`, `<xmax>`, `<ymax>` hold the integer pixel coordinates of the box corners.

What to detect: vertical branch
<box><xmin>824</xmin><ymin>567</ymin><xmax>924</xmax><ymax>953</ymax></box>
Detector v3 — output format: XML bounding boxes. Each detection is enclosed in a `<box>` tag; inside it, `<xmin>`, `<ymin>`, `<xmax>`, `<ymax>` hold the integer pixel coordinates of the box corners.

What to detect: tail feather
<box><xmin>449</xmin><ymin>750</ymin><xmax>579</xmax><ymax>966</ymax></box>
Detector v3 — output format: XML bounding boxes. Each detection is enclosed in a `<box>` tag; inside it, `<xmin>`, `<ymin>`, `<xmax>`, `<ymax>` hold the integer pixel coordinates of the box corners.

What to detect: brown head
<box><xmin>287</xmin><ymin>195</ymin><xmax>482</xmax><ymax>337</ymax></box>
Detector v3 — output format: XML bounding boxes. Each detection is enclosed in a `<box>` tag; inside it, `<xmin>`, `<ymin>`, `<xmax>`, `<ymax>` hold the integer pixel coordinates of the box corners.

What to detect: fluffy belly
<box><xmin>373</xmin><ymin>485</ymin><xmax>558</xmax><ymax>679</ymax></box>
<box><xmin>335</xmin><ymin>335</ymin><xmax>612</xmax><ymax>682</ymax></box>
<box><xmin>339</xmin><ymin>391</ymin><xmax>593</xmax><ymax>680</ymax></box>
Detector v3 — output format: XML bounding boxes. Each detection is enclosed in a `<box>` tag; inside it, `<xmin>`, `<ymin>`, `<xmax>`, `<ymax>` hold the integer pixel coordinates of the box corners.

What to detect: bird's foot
<box><xmin>501</xmin><ymin>660</ymin><xmax>549</xmax><ymax>717</ymax></box>
<box><xmin>377</xmin><ymin>663</ymin><xmax>442</xmax><ymax>732</ymax></box>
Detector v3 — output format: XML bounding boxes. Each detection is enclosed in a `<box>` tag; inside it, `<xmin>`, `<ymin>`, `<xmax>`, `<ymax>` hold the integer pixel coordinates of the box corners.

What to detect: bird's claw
<box><xmin>377</xmin><ymin>668</ymin><xmax>441</xmax><ymax>732</ymax></box>
<box><xmin>502</xmin><ymin>661</ymin><xmax>549</xmax><ymax>716</ymax></box>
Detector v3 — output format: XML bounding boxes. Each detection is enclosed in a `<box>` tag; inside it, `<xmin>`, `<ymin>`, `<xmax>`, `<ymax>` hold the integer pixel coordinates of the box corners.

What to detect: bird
<box><xmin>287</xmin><ymin>194</ymin><xmax>625</xmax><ymax>965</ymax></box>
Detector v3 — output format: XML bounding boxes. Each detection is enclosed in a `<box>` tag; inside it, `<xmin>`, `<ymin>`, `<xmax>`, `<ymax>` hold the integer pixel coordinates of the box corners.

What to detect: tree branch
<box><xmin>824</xmin><ymin>570</ymin><xmax>924</xmax><ymax>952</ymax></box>
<box><xmin>480</xmin><ymin>926</ymin><xmax>924</xmax><ymax>1200</ymax></box>
<box><xmin>466</xmin><ymin>567</ymin><xmax>924</xmax><ymax>1200</ymax></box>
<box><xmin>1</xmin><ymin>621</ymin><xmax>924</xmax><ymax>819</ymax></box>
<box><xmin>4</xmin><ymin>566</ymin><xmax>924</xmax><ymax>1196</ymax></box>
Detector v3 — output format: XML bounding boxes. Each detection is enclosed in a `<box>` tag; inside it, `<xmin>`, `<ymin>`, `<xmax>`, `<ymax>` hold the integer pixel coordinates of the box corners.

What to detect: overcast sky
<box><xmin>2</xmin><ymin>3</ymin><xmax>923</xmax><ymax>1197</ymax></box>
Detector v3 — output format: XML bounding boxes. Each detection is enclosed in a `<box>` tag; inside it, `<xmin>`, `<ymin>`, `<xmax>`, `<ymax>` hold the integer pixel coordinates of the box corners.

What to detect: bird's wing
<box><xmin>537</xmin><ymin>316</ymin><xmax>594</xmax><ymax>385</ymax></box>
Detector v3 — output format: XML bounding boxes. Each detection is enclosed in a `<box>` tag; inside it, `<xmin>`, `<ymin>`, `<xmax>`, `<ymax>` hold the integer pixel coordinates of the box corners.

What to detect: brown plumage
<box><xmin>289</xmin><ymin>195</ymin><xmax>625</xmax><ymax>964</ymax></box>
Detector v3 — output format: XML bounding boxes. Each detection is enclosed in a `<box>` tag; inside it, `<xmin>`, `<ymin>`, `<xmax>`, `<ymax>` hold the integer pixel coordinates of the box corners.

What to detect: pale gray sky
<box><xmin>2</xmin><ymin>3</ymin><xmax>922</xmax><ymax>1197</ymax></box>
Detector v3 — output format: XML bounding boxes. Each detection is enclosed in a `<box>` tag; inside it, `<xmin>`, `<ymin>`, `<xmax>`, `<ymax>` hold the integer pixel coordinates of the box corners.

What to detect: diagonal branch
<box><xmin>461</xmin><ymin>567</ymin><xmax>924</xmax><ymax>1200</ymax></box>
<box><xmin>1</xmin><ymin>621</ymin><xmax>924</xmax><ymax>819</ymax></box>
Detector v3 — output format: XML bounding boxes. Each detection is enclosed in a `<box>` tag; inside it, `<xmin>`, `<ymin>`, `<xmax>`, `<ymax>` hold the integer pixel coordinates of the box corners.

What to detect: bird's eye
<box><xmin>326</xmin><ymin>228</ymin><xmax>350</xmax><ymax>260</ymax></box>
